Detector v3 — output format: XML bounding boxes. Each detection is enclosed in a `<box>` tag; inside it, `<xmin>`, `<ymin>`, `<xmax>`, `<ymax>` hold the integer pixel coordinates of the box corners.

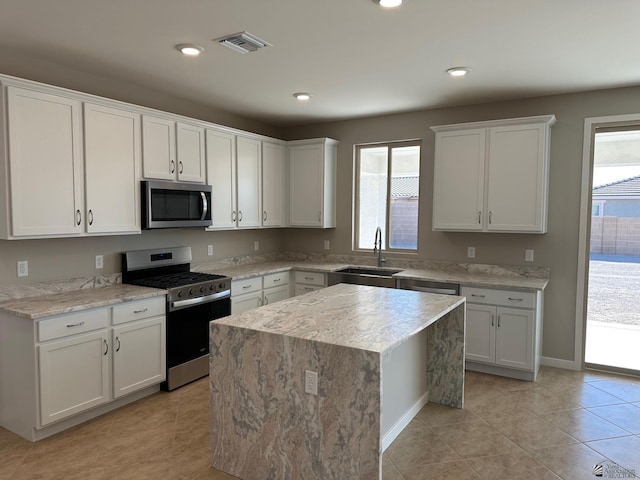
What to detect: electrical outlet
<box><xmin>207</xmin><ymin>245</ymin><xmax>214</xmax><ymax>256</ymax></box>
<box><xmin>95</xmin><ymin>255</ymin><xmax>104</xmax><ymax>269</ymax></box>
<box><xmin>254</xmin><ymin>241</ymin><xmax>259</xmax><ymax>251</ymax></box>
<box><xmin>525</xmin><ymin>249</ymin><xmax>535</xmax><ymax>262</ymax></box>
<box><xmin>304</xmin><ymin>370</ymin><xmax>318</xmax><ymax>396</ymax></box>
<box><xmin>467</xmin><ymin>247</ymin><xmax>476</xmax><ymax>259</ymax></box>
<box><xmin>324</xmin><ymin>240</ymin><xmax>330</xmax><ymax>250</ymax></box>
<box><xmin>17</xmin><ymin>260</ymin><xmax>28</xmax><ymax>277</ymax></box>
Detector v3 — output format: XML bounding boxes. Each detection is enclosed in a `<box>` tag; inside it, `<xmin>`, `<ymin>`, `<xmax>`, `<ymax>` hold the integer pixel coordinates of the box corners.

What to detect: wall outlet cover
<box><xmin>95</xmin><ymin>255</ymin><xmax>104</xmax><ymax>269</ymax></box>
<box><xmin>17</xmin><ymin>260</ymin><xmax>28</xmax><ymax>277</ymax></box>
<box><xmin>254</xmin><ymin>241</ymin><xmax>259</xmax><ymax>251</ymax></box>
<box><xmin>304</xmin><ymin>370</ymin><xmax>318</xmax><ymax>396</ymax></box>
<box><xmin>525</xmin><ymin>249</ymin><xmax>535</xmax><ymax>262</ymax></box>
<box><xmin>467</xmin><ymin>247</ymin><xmax>476</xmax><ymax>258</ymax></box>
<box><xmin>324</xmin><ymin>240</ymin><xmax>330</xmax><ymax>250</ymax></box>
<box><xmin>207</xmin><ymin>245</ymin><xmax>214</xmax><ymax>256</ymax></box>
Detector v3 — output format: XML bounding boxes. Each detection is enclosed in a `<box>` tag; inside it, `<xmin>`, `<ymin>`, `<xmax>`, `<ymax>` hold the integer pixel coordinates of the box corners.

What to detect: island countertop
<box><xmin>214</xmin><ymin>283</ymin><xmax>465</xmax><ymax>354</ymax></box>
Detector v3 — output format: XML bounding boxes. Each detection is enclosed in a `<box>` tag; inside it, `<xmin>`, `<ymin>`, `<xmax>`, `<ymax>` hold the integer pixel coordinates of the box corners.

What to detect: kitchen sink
<box><xmin>327</xmin><ymin>266</ymin><xmax>403</xmax><ymax>289</ymax></box>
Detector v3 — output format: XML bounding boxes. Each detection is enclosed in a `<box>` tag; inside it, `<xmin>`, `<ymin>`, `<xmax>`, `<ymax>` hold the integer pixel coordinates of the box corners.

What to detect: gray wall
<box><xmin>2</xmin><ymin>52</ymin><xmax>640</xmax><ymax>364</ymax></box>
<box><xmin>282</xmin><ymin>85</ymin><xmax>640</xmax><ymax>363</ymax></box>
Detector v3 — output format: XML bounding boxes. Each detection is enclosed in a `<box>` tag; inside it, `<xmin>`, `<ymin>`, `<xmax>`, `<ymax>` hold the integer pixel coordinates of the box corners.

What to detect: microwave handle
<box><xmin>200</xmin><ymin>191</ymin><xmax>208</xmax><ymax>221</ymax></box>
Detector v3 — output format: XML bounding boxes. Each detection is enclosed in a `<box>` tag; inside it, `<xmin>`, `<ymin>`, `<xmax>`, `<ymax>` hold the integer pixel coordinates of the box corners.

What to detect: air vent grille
<box><xmin>215</xmin><ymin>31</ymin><xmax>272</xmax><ymax>54</ymax></box>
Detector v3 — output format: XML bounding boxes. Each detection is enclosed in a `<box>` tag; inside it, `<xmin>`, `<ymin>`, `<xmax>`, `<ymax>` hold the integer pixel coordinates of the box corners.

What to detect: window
<box><xmin>354</xmin><ymin>141</ymin><xmax>421</xmax><ymax>251</ymax></box>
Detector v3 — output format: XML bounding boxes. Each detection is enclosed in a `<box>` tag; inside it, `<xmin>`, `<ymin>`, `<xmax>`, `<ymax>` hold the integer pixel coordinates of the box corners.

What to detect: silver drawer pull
<box><xmin>133</xmin><ymin>308</ymin><xmax>148</xmax><ymax>314</ymax></box>
<box><xmin>471</xmin><ymin>294</ymin><xmax>486</xmax><ymax>298</ymax></box>
<box><xmin>243</xmin><ymin>284</ymin><xmax>252</xmax><ymax>289</ymax></box>
<box><xmin>508</xmin><ymin>297</ymin><xmax>523</xmax><ymax>302</ymax></box>
<box><xmin>304</xmin><ymin>277</ymin><xmax>314</xmax><ymax>281</ymax></box>
<box><xmin>66</xmin><ymin>321</ymin><xmax>85</xmax><ymax>328</ymax></box>
<box><xmin>304</xmin><ymin>286</ymin><xmax>314</xmax><ymax>290</ymax></box>
<box><xmin>273</xmin><ymin>278</ymin><xmax>281</xmax><ymax>282</ymax></box>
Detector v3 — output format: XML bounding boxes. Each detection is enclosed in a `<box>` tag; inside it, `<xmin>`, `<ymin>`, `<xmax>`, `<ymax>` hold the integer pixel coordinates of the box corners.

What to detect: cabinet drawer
<box><xmin>462</xmin><ymin>286</ymin><xmax>535</xmax><ymax>309</ymax></box>
<box><xmin>112</xmin><ymin>297</ymin><xmax>165</xmax><ymax>325</ymax></box>
<box><xmin>294</xmin><ymin>285</ymin><xmax>323</xmax><ymax>296</ymax></box>
<box><xmin>294</xmin><ymin>271</ymin><xmax>326</xmax><ymax>287</ymax></box>
<box><xmin>38</xmin><ymin>308</ymin><xmax>109</xmax><ymax>342</ymax></box>
<box><xmin>263</xmin><ymin>271</ymin><xmax>290</xmax><ymax>289</ymax></box>
<box><xmin>232</xmin><ymin>276</ymin><xmax>262</xmax><ymax>296</ymax></box>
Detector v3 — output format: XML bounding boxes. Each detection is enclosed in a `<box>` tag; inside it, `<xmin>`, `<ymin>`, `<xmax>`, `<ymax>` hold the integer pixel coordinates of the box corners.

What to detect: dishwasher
<box><xmin>396</xmin><ymin>278</ymin><xmax>460</xmax><ymax>295</ymax></box>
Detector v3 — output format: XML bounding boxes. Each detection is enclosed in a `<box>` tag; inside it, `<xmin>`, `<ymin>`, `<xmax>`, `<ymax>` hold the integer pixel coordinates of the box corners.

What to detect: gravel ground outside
<box><xmin>587</xmin><ymin>254</ymin><xmax>640</xmax><ymax>326</ymax></box>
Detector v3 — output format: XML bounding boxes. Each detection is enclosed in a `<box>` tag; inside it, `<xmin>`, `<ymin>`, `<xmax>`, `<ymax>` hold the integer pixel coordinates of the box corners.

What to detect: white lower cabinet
<box><xmin>462</xmin><ymin>286</ymin><xmax>542</xmax><ymax>381</ymax></box>
<box><xmin>0</xmin><ymin>296</ymin><xmax>166</xmax><ymax>441</ymax></box>
<box><xmin>231</xmin><ymin>272</ymin><xmax>291</xmax><ymax>314</ymax></box>
<box><xmin>293</xmin><ymin>271</ymin><xmax>327</xmax><ymax>296</ymax></box>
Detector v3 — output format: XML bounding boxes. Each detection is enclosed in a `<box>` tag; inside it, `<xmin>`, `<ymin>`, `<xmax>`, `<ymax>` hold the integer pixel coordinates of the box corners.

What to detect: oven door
<box><xmin>164</xmin><ymin>296</ymin><xmax>230</xmax><ymax>390</ymax></box>
<box><xmin>142</xmin><ymin>180</ymin><xmax>212</xmax><ymax>229</ymax></box>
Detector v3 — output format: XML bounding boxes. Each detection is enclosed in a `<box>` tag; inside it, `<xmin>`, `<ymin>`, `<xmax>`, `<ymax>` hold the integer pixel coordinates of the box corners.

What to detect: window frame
<box><xmin>353</xmin><ymin>139</ymin><xmax>422</xmax><ymax>254</ymax></box>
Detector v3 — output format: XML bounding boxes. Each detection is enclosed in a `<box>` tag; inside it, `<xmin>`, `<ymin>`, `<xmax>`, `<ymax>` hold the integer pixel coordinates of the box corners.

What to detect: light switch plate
<box><xmin>254</xmin><ymin>241</ymin><xmax>259</xmax><ymax>251</ymax></box>
<box><xmin>324</xmin><ymin>240</ymin><xmax>330</xmax><ymax>250</ymax></box>
<box><xmin>525</xmin><ymin>249</ymin><xmax>534</xmax><ymax>262</ymax></box>
<box><xmin>207</xmin><ymin>244</ymin><xmax>214</xmax><ymax>256</ymax></box>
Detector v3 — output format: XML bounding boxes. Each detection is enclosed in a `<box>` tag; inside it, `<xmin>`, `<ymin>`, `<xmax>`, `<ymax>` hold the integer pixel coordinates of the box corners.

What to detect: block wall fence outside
<box><xmin>591</xmin><ymin>217</ymin><xmax>640</xmax><ymax>255</ymax></box>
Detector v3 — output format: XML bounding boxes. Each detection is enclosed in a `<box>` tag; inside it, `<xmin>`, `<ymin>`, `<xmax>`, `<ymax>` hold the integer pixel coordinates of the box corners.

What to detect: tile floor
<box><xmin>2</xmin><ymin>366</ymin><xmax>640</xmax><ymax>479</ymax></box>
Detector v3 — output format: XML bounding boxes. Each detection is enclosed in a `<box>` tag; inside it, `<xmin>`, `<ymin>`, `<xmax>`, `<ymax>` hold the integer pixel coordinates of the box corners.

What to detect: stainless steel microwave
<box><xmin>142</xmin><ymin>180</ymin><xmax>212</xmax><ymax>229</ymax></box>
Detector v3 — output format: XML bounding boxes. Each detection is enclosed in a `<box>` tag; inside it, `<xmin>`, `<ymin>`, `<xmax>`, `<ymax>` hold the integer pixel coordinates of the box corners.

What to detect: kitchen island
<box><xmin>209</xmin><ymin>284</ymin><xmax>465</xmax><ymax>480</ymax></box>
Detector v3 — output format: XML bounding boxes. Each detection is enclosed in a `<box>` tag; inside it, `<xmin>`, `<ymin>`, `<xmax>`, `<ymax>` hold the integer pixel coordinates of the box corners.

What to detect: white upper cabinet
<box><xmin>4</xmin><ymin>86</ymin><xmax>84</xmax><ymax>237</ymax></box>
<box><xmin>206</xmin><ymin>129</ymin><xmax>237</xmax><ymax>229</ymax></box>
<box><xmin>431</xmin><ymin>115</ymin><xmax>555</xmax><ymax>234</ymax></box>
<box><xmin>262</xmin><ymin>141</ymin><xmax>286</xmax><ymax>227</ymax></box>
<box><xmin>288</xmin><ymin>138</ymin><xmax>338</xmax><ymax>228</ymax></box>
<box><xmin>236</xmin><ymin>136</ymin><xmax>262</xmax><ymax>228</ymax></box>
<box><xmin>84</xmin><ymin>103</ymin><xmax>141</xmax><ymax>234</ymax></box>
<box><xmin>142</xmin><ymin>116</ymin><xmax>205</xmax><ymax>183</ymax></box>
<box><xmin>176</xmin><ymin>122</ymin><xmax>206</xmax><ymax>183</ymax></box>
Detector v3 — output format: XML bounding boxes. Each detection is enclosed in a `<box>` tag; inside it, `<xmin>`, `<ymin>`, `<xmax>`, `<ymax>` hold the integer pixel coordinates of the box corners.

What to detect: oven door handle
<box><xmin>169</xmin><ymin>289</ymin><xmax>230</xmax><ymax>312</ymax></box>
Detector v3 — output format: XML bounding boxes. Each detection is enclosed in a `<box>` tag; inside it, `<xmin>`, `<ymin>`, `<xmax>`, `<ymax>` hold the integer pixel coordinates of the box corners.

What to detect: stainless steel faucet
<box><xmin>373</xmin><ymin>226</ymin><xmax>386</xmax><ymax>267</ymax></box>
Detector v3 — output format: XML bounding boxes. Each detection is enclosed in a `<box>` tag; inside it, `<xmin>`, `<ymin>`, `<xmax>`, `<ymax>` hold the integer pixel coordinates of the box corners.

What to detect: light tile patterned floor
<box><xmin>2</xmin><ymin>366</ymin><xmax>640</xmax><ymax>479</ymax></box>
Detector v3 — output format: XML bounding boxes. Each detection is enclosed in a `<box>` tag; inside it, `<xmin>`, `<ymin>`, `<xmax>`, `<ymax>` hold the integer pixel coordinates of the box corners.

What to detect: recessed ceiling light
<box><xmin>446</xmin><ymin>67</ymin><xmax>469</xmax><ymax>77</ymax></box>
<box><xmin>176</xmin><ymin>44</ymin><xmax>204</xmax><ymax>56</ymax></box>
<box><xmin>293</xmin><ymin>92</ymin><xmax>312</xmax><ymax>101</ymax></box>
<box><xmin>375</xmin><ymin>0</ymin><xmax>403</xmax><ymax>7</ymax></box>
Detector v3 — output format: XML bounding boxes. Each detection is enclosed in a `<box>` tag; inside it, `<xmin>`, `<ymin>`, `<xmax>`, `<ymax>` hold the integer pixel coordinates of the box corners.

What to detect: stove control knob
<box><xmin>220</xmin><ymin>282</ymin><xmax>226</xmax><ymax>290</ymax></box>
<box><xmin>189</xmin><ymin>288</ymin><xmax>194</xmax><ymax>295</ymax></box>
<box><xmin>178</xmin><ymin>290</ymin><xmax>184</xmax><ymax>298</ymax></box>
<box><xmin>209</xmin><ymin>283</ymin><xmax>215</xmax><ymax>291</ymax></box>
<box><xmin>200</xmin><ymin>286</ymin><xmax>205</xmax><ymax>293</ymax></box>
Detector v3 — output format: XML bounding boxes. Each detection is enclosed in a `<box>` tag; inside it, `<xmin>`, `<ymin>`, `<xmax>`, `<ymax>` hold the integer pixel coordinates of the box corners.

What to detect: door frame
<box><xmin>575</xmin><ymin>113</ymin><xmax>640</xmax><ymax>370</ymax></box>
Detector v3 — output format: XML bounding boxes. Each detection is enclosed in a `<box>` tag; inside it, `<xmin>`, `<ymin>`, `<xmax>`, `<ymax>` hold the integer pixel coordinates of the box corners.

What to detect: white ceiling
<box><xmin>1</xmin><ymin>0</ymin><xmax>639</xmax><ymax>127</ymax></box>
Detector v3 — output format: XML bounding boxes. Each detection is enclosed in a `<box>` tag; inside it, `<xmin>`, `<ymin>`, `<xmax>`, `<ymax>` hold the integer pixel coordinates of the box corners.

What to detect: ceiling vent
<box><xmin>215</xmin><ymin>31</ymin><xmax>272</xmax><ymax>54</ymax></box>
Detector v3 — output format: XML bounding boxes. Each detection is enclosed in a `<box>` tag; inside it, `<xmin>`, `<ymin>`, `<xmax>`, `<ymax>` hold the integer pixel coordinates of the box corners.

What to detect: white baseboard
<box><xmin>541</xmin><ymin>356</ymin><xmax>581</xmax><ymax>371</ymax></box>
<box><xmin>381</xmin><ymin>391</ymin><xmax>429</xmax><ymax>453</ymax></box>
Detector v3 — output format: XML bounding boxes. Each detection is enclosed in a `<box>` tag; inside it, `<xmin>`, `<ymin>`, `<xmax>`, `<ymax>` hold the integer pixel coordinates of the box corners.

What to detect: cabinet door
<box><xmin>263</xmin><ymin>285</ymin><xmax>290</xmax><ymax>306</ymax></box>
<box><xmin>112</xmin><ymin>316</ymin><xmax>166</xmax><ymax>398</ymax></box>
<box><xmin>7</xmin><ymin>87</ymin><xmax>84</xmax><ymax>237</ymax></box>
<box><xmin>495</xmin><ymin>307</ymin><xmax>534</xmax><ymax>370</ymax></box>
<box><xmin>142</xmin><ymin>115</ymin><xmax>175</xmax><ymax>180</ymax></box>
<box><xmin>432</xmin><ymin>129</ymin><xmax>486</xmax><ymax>231</ymax></box>
<box><xmin>176</xmin><ymin>122</ymin><xmax>206</xmax><ymax>183</ymax></box>
<box><xmin>289</xmin><ymin>144</ymin><xmax>323</xmax><ymax>227</ymax></box>
<box><xmin>236</xmin><ymin>136</ymin><xmax>262</xmax><ymax>228</ymax></box>
<box><xmin>231</xmin><ymin>292</ymin><xmax>263</xmax><ymax>314</ymax></box>
<box><xmin>487</xmin><ymin>124</ymin><xmax>546</xmax><ymax>232</ymax></box>
<box><xmin>262</xmin><ymin>142</ymin><xmax>286</xmax><ymax>227</ymax></box>
<box><xmin>38</xmin><ymin>330</ymin><xmax>110</xmax><ymax>426</ymax></box>
<box><xmin>206</xmin><ymin>129</ymin><xmax>237</xmax><ymax>229</ymax></box>
<box><xmin>465</xmin><ymin>304</ymin><xmax>496</xmax><ymax>364</ymax></box>
<box><xmin>84</xmin><ymin>103</ymin><xmax>141</xmax><ymax>234</ymax></box>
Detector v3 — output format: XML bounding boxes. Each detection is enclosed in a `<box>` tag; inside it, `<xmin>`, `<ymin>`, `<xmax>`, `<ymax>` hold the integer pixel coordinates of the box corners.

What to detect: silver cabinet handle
<box><xmin>238</xmin><ymin>210</ymin><xmax>243</xmax><ymax>222</ymax></box>
<box><xmin>489</xmin><ymin>211</ymin><xmax>493</xmax><ymax>224</ymax></box>
<box><xmin>317</xmin><ymin>211</ymin><xmax>322</xmax><ymax>222</ymax></box>
<box><xmin>497</xmin><ymin>316</ymin><xmax>501</xmax><ymax>328</ymax></box>
<box><xmin>471</xmin><ymin>294</ymin><xmax>486</xmax><ymax>298</ymax></box>
<box><xmin>116</xmin><ymin>336</ymin><xmax>121</xmax><ymax>352</ymax></box>
<box><xmin>304</xmin><ymin>277</ymin><xmax>314</xmax><ymax>281</ymax></box>
<box><xmin>88</xmin><ymin>210</ymin><xmax>94</xmax><ymax>226</ymax></box>
<box><xmin>133</xmin><ymin>308</ymin><xmax>148</xmax><ymax>314</ymax></box>
<box><xmin>263</xmin><ymin>211</ymin><xmax>267</xmax><ymax>222</ymax></box>
<box><xmin>258</xmin><ymin>297</ymin><xmax>263</xmax><ymax>306</ymax></box>
<box><xmin>303</xmin><ymin>286</ymin><xmax>314</xmax><ymax>291</ymax></box>
<box><xmin>76</xmin><ymin>209</ymin><xmax>82</xmax><ymax>226</ymax></box>
<box><xmin>66</xmin><ymin>321</ymin><xmax>85</xmax><ymax>328</ymax></box>
<box><xmin>103</xmin><ymin>339</ymin><xmax>109</xmax><ymax>355</ymax></box>
<box><xmin>170</xmin><ymin>160</ymin><xmax>175</xmax><ymax>173</ymax></box>
<box><xmin>508</xmin><ymin>297</ymin><xmax>523</xmax><ymax>302</ymax></box>
<box><xmin>232</xmin><ymin>211</ymin><xmax>237</xmax><ymax>222</ymax></box>
<box><xmin>491</xmin><ymin>314</ymin><xmax>494</xmax><ymax>327</ymax></box>
<box><xmin>179</xmin><ymin>161</ymin><xmax>184</xmax><ymax>174</ymax></box>
<box><xmin>200</xmin><ymin>191</ymin><xmax>208</xmax><ymax>221</ymax></box>
<box><xmin>243</xmin><ymin>284</ymin><xmax>252</xmax><ymax>289</ymax></box>
<box><xmin>273</xmin><ymin>278</ymin><xmax>281</xmax><ymax>282</ymax></box>
<box><xmin>478</xmin><ymin>211</ymin><xmax>481</xmax><ymax>224</ymax></box>
<box><xmin>264</xmin><ymin>295</ymin><xmax>269</xmax><ymax>305</ymax></box>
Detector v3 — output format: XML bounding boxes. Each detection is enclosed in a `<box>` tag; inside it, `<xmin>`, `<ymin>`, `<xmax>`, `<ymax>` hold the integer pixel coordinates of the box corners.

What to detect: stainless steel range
<box><xmin>122</xmin><ymin>246</ymin><xmax>231</xmax><ymax>391</ymax></box>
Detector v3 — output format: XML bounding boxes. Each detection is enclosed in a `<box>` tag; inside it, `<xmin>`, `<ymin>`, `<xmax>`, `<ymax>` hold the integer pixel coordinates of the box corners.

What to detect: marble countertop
<box><xmin>0</xmin><ymin>284</ymin><xmax>166</xmax><ymax>319</ymax></box>
<box><xmin>214</xmin><ymin>284</ymin><xmax>465</xmax><ymax>354</ymax></box>
<box><xmin>196</xmin><ymin>260</ymin><xmax>548</xmax><ymax>291</ymax></box>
